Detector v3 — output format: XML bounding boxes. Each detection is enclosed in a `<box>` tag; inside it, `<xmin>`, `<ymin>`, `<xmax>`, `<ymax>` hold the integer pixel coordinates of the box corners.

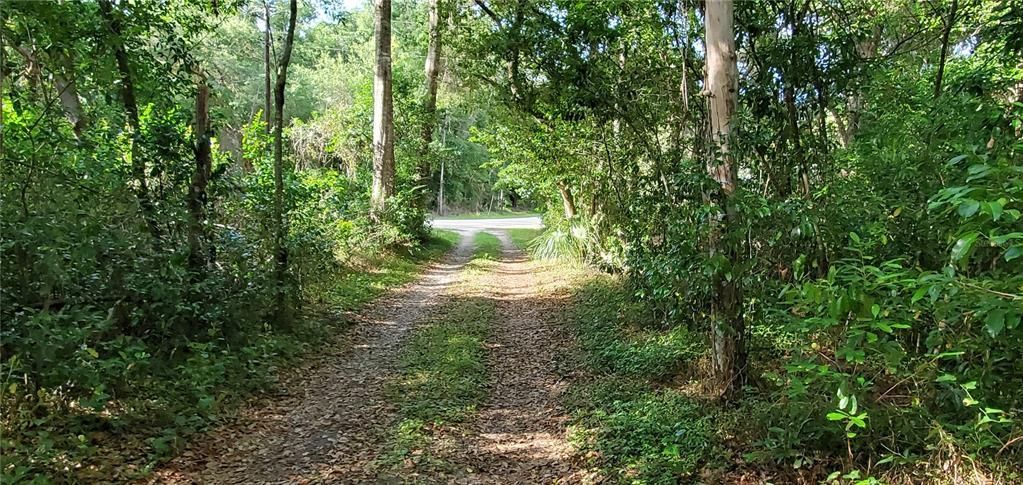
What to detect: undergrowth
<box><xmin>0</xmin><ymin>230</ymin><xmax>459</xmax><ymax>483</ymax></box>
<box><xmin>566</xmin><ymin>268</ymin><xmax>1023</xmax><ymax>484</ymax></box>
<box><xmin>507</xmin><ymin>228</ymin><xmax>542</xmax><ymax>252</ymax></box>
<box><xmin>565</xmin><ymin>275</ymin><xmax>720</xmax><ymax>484</ymax></box>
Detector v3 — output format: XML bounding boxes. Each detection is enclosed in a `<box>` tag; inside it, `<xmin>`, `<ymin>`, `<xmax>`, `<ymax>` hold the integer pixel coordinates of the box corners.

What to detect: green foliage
<box><xmin>507</xmin><ymin>228</ymin><xmax>543</xmax><ymax>251</ymax></box>
<box><xmin>569</xmin><ymin>386</ymin><xmax>717</xmax><ymax>484</ymax></box>
<box><xmin>472</xmin><ymin>231</ymin><xmax>502</xmax><ymax>261</ymax></box>
<box><xmin>529</xmin><ymin>223</ymin><xmax>586</xmax><ymax>261</ymax></box>
<box><xmin>0</xmin><ymin>0</ymin><xmax>450</xmax><ymax>477</ymax></box>
<box><xmin>5</xmin><ymin>0</ymin><xmax>1023</xmax><ymax>481</ymax></box>
<box><xmin>382</xmin><ymin>241</ymin><xmax>496</xmax><ymax>470</ymax></box>
<box><xmin>563</xmin><ymin>277</ymin><xmax>715</xmax><ymax>483</ymax></box>
<box><xmin>0</xmin><ymin>229</ymin><xmax>455</xmax><ymax>482</ymax></box>
<box><xmin>573</xmin><ymin>278</ymin><xmax>703</xmax><ymax>381</ymax></box>
<box><xmin>455</xmin><ymin>0</ymin><xmax>1023</xmax><ymax>479</ymax></box>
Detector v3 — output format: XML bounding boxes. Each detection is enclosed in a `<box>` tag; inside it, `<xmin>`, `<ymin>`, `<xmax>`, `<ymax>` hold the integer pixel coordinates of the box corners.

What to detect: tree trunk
<box><xmin>705</xmin><ymin>0</ymin><xmax>746</xmax><ymax>399</ymax></box>
<box><xmin>52</xmin><ymin>56</ymin><xmax>87</xmax><ymax>138</ymax></box>
<box><xmin>188</xmin><ymin>75</ymin><xmax>212</xmax><ymax>271</ymax></box>
<box><xmin>557</xmin><ymin>180</ymin><xmax>577</xmax><ymax>219</ymax></box>
<box><xmin>264</xmin><ymin>5</ymin><xmax>272</xmax><ymax>133</ymax></box>
<box><xmin>99</xmin><ymin>0</ymin><xmax>160</xmax><ymax>242</ymax></box>
<box><xmin>272</xmin><ymin>0</ymin><xmax>298</xmax><ymax>325</ymax></box>
<box><xmin>419</xmin><ymin>0</ymin><xmax>442</xmax><ymax>207</ymax></box>
<box><xmin>783</xmin><ymin>83</ymin><xmax>806</xmax><ymax>196</ymax></box>
<box><xmin>438</xmin><ymin>157</ymin><xmax>446</xmax><ymax>216</ymax></box>
<box><xmin>839</xmin><ymin>24</ymin><xmax>881</xmax><ymax>148</ymax></box>
<box><xmin>12</xmin><ymin>46</ymin><xmax>87</xmax><ymax>138</ymax></box>
<box><xmin>784</xmin><ymin>3</ymin><xmax>809</xmax><ymax>197</ymax></box>
<box><xmin>933</xmin><ymin>0</ymin><xmax>958</xmax><ymax>99</ymax></box>
<box><xmin>371</xmin><ymin>0</ymin><xmax>396</xmax><ymax>220</ymax></box>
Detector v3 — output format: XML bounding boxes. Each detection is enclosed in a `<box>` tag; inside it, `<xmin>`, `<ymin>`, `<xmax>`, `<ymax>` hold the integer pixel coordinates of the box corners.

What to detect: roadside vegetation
<box><xmin>1</xmin><ymin>230</ymin><xmax>457</xmax><ymax>482</ymax></box>
<box><xmin>564</xmin><ymin>276</ymin><xmax>717</xmax><ymax>483</ymax></box>
<box><xmin>456</xmin><ymin>0</ymin><xmax>1023</xmax><ymax>482</ymax></box>
<box><xmin>507</xmin><ymin>228</ymin><xmax>543</xmax><ymax>253</ymax></box>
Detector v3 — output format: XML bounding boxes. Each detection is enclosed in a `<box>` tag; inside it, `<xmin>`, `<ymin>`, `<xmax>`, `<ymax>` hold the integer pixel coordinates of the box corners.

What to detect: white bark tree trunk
<box><xmin>371</xmin><ymin>0</ymin><xmax>396</xmax><ymax>220</ymax></box>
<box><xmin>705</xmin><ymin>0</ymin><xmax>746</xmax><ymax>398</ymax></box>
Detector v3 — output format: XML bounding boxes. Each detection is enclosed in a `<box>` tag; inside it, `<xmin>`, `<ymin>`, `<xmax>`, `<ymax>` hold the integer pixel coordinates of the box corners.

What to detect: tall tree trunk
<box><xmin>264</xmin><ymin>5</ymin><xmax>272</xmax><ymax>133</ymax></box>
<box><xmin>705</xmin><ymin>0</ymin><xmax>746</xmax><ymax>399</ymax></box>
<box><xmin>783</xmin><ymin>83</ymin><xmax>806</xmax><ymax>196</ymax></box>
<box><xmin>839</xmin><ymin>24</ymin><xmax>881</xmax><ymax>148</ymax></box>
<box><xmin>438</xmin><ymin>157</ymin><xmax>446</xmax><ymax>215</ymax></box>
<box><xmin>99</xmin><ymin>0</ymin><xmax>160</xmax><ymax>242</ymax></box>
<box><xmin>272</xmin><ymin>0</ymin><xmax>298</xmax><ymax>325</ymax></box>
<box><xmin>557</xmin><ymin>180</ymin><xmax>577</xmax><ymax>219</ymax></box>
<box><xmin>371</xmin><ymin>0</ymin><xmax>396</xmax><ymax>221</ymax></box>
<box><xmin>52</xmin><ymin>53</ymin><xmax>87</xmax><ymax>138</ymax></box>
<box><xmin>437</xmin><ymin>116</ymin><xmax>447</xmax><ymax>214</ymax></box>
<box><xmin>419</xmin><ymin>0</ymin><xmax>442</xmax><ymax>207</ymax></box>
<box><xmin>933</xmin><ymin>0</ymin><xmax>959</xmax><ymax>99</ymax></box>
<box><xmin>188</xmin><ymin>75</ymin><xmax>212</xmax><ymax>272</ymax></box>
<box><xmin>784</xmin><ymin>2</ymin><xmax>809</xmax><ymax>197</ymax></box>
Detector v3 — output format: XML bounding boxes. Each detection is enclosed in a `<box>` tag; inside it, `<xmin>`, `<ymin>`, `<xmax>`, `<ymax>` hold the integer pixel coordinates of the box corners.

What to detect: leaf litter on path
<box><xmin>151</xmin><ymin>234</ymin><xmax>477</xmax><ymax>484</ymax></box>
<box><xmin>152</xmin><ymin>229</ymin><xmax>597</xmax><ymax>484</ymax></box>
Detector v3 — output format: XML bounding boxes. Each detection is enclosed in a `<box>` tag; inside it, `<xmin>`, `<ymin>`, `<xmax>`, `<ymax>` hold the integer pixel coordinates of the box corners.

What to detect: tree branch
<box><xmin>473</xmin><ymin>0</ymin><xmax>500</xmax><ymax>24</ymax></box>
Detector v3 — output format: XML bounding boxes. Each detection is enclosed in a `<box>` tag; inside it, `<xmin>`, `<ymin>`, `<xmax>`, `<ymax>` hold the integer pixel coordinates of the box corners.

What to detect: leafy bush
<box><xmin>572</xmin><ymin>278</ymin><xmax>704</xmax><ymax>381</ymax></box>
<box><xmin>564</xmin><ymin>277</ymin><xmax>717</xmax><ymax>483</ymax></box>
<box><xmin>569</xmin><ymin>382</ymin><xmax>718</xmax><ymax>484</ymax></box>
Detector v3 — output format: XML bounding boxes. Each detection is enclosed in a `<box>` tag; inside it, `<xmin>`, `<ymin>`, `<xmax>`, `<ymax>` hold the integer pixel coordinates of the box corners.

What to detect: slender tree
<box><xmin>263</xmin><ymin>2</ymin><xmax>272</xmax><ymax>133</ymax></box>
<box><xmin>187</xmin><ymin>73</ymin><xmax>212</xmax><ymax>271</ymax></box>
<box><xmin>98</xmin><ymin>0</ymin><xmax>161</xmax><ymax>242</ymax></box>
<box><xmin>418</xmin><ymin>0</ymin><xmax>442</xmax><ymax>207</ymax></box>
<box><xmin>371</xmin><ymin>0</ymin><xmax>396</xmax><ymax>220</ymax></box>
<box><xmin>934</xmin><ymin>0</ymin><xmax>960</xmax><ymax>98</ymax></box>
<box><xmin>783</xmin><ymin>1</ymin><xmax>808</xmax><ymax>196</ymax></box>
<box><xmin>272</xmin><ymin>0</ymin><xmax>298</xmax><ymax>324</ymax></box>
<box><xmin>557</xmin><ymin>180</ymin><xmax>577</xmax><ymax>219</ymax></box>
<box><xmin>704</xmin><ymin>0</ymin><xmax>746</xmax><ymax>398</ymax></box>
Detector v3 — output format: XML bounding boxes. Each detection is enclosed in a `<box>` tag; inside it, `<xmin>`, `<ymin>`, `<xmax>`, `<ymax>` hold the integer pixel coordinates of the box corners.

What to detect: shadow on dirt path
<box><xmin>439</xmin><ymin>231</ymin><xmax>593</xmax><ymax>484</ymax></box>
<box><xmin>152</xmin><ymin>226</ymin><xmax>596</xmax><ymax>484</ymax></box>
<box><xmin>153</xmin><ymin>231</ymin><xmax>478</xmax><ymax>484</ymax></box>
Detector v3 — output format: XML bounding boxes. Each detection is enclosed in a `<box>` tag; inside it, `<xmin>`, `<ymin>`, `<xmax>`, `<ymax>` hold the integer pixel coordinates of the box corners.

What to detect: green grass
<box><xmin>324</xmin><ymin>229</ymin><xmax>460</xmax><ymax>310</ymax></box>
<box><xmin>508</xmin><ymin>228</ymin><xmax>543</xmax><ymax>252</ymax></box>
<box><xmin>383</xmin><ymin>298</ymin><xmax>493</xmax><ymax>470</ymax></box>
<box><xmin>564</xmin><ymin>276</ymin><xmax>720</xmax><ymax>483</ymax></box>
<box><xmin>381</xmin><ymin>236</ymin><xmax>496</xmax><ymax>472</ymax></box>
<box><xmin>572</xmin><ymin>277</ymin><xmax>703</xmax><ymax>381</ymax></box>
<box><xmin>473</xmin><ymin>231</ymin><xmax>502</xmax><ymax>260</ymax></box>
<box><xmin>433</xmin><ymin>209</ymin><xmax>539</xmax><ymax>220</ymax></box>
